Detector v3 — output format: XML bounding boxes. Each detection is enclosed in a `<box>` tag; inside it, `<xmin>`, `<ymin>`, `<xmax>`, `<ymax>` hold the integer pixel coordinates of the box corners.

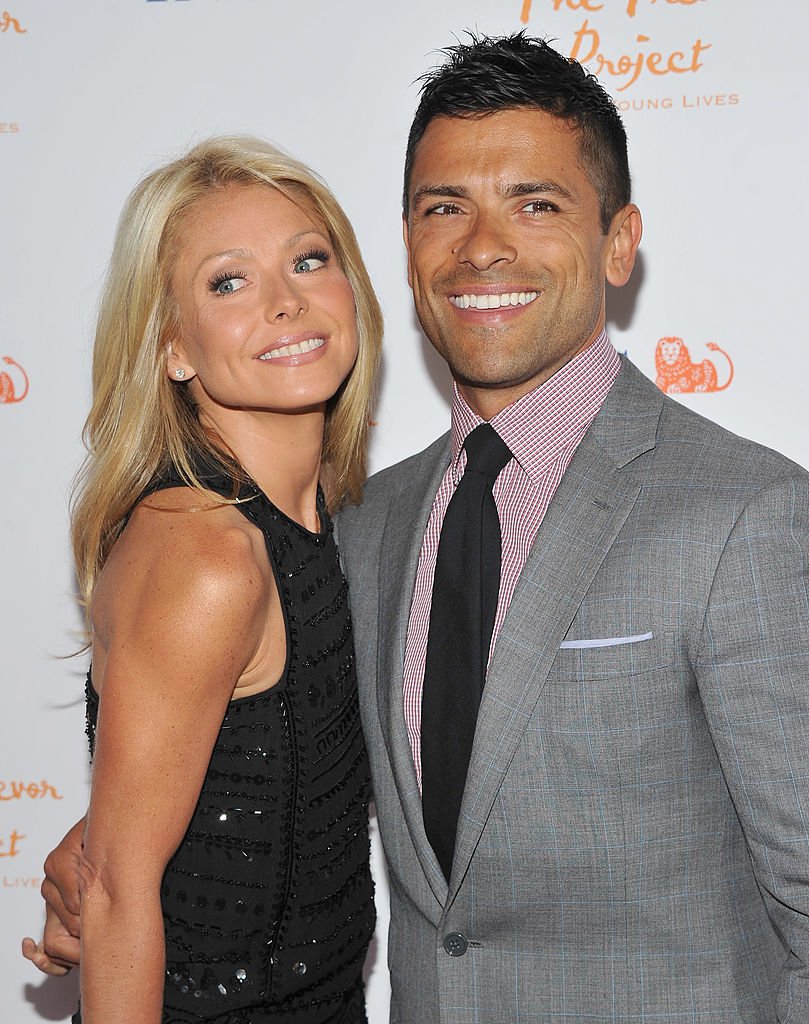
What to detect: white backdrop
<box><xmin>3</xmin><ymin>2</ymin><xmax>808</xmax><ymax>1021</ymax></box>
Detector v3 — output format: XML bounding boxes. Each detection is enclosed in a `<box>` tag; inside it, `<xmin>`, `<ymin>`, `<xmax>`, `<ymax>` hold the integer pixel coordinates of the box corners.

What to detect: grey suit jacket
<box><xmin>337</xmin><ymin>359</ymin><xmax>809</xmax><ymax>1024</ymax></box>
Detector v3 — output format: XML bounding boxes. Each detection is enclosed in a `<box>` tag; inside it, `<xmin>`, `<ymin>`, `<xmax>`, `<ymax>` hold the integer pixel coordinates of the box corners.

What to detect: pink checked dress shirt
<box><xmin>402</xmin><ymin>330</ymin><xmax>621</xmax><ymax>786</ymax></box>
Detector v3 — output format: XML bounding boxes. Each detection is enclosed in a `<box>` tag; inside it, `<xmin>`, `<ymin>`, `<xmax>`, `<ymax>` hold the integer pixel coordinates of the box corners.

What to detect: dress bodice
<box><xmin>83</xmin><ymin>460</ymin><xmax>374</xmax><ymax>1024</ymax></box>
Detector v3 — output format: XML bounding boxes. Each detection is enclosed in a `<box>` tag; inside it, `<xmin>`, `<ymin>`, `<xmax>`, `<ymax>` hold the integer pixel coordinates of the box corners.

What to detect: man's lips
<box><xmin>449</xmin><ymin>290</ymin><xmax>539</xmax><ymax>310</ymax></box>
<box><xmin>256</xmin><ymin>334</ymin><xmax>326</xmax><ymax>360</ymax></box>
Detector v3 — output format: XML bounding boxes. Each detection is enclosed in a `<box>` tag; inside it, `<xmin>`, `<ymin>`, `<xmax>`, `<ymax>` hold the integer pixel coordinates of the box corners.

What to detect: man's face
<box><xmin>404</xmin><ymin>108</ymin><xmax>641</xmax><ymax>418</ymax></box>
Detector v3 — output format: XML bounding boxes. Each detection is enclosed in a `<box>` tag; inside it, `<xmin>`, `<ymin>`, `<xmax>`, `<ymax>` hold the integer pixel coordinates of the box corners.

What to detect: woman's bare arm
<box><xmin>77</xmin><ymin>498</ymin><xmax>268</xmax><ymax>1024</ymax></box>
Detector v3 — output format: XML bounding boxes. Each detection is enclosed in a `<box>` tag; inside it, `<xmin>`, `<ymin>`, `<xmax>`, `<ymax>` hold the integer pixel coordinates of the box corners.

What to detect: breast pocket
<box><xmin>541</xmin><ymin>628</ymin><xmax>682</xmax><ymax>763</ymax></box>
<box><xmin>550</xmin><ymin>629</ymin><xmax>675</xmax><ymax>681</ymax></box>
<box><xmin>539</xmin><ymin>628</ymin><xmax>688</xmax><ymax>784</ymax></box>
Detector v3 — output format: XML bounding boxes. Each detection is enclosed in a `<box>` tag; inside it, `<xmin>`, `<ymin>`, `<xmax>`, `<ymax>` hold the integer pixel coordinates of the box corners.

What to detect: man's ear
<box><xmin>402</xmin><ymin>213</ymin><xmax>413</xmax><ymax>289</ymax></box>
<box><xmin>605</xmin><ymin>204</ymin><xmax>642</xmax><ymax>288</ymax></box>
<box><xmin>165</xmin><ymin>342</ymin><xmax>197</xmax><ymax>383</ymax></box>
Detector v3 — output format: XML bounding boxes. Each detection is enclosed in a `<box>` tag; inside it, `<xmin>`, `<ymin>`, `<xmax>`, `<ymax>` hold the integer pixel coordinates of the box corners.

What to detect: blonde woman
<box><xmin>25</xmin><ymin>136</ymin><xmax>382</xmax><ymax>1024</ymax></box>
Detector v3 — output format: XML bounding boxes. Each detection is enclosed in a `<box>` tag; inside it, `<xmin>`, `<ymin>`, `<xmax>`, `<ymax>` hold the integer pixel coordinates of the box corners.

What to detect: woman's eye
<box><xmin>293</xmin><ymin>254</ymin><xmax>328</xmax><ymax>274</ymax></box>
<box><xmin>212</xmin><ymin>276</ymin><xmax>247</xmax><ymax>295</ymax></box>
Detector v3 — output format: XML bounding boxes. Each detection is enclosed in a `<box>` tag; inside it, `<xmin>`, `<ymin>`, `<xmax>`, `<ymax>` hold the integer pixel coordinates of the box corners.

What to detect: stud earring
<box><xmin>174</xmin><ymin>368</ymin><xmax>186</xmax><ymax>380</ymax></box>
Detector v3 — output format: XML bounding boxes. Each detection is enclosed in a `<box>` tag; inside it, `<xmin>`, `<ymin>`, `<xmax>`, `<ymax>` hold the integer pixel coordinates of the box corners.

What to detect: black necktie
<box><xmin>421</xmin><ymin>422</ymin><xmax>512</xmax><ymax>881</ymax></box>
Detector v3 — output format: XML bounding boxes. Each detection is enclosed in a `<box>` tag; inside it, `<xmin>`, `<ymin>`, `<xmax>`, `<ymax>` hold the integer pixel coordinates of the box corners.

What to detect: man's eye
<box><xmin>427</xmin><ymin>203</ymin><xmax>462</xmax><ymax>216</ymax></box>
<box><xmin>210</xmin><ymin>275</ymin><xmax>247</xmax><ymax>295</ymax></box>
<box><xmin>521</xmin><ymin>200</ymin><xmax>557</xmax><ymax>215</ymax></box>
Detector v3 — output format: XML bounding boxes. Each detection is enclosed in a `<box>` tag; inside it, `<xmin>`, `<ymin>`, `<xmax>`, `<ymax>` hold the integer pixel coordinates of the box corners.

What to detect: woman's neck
<box><xmin>201</xmin><ymin>404</ymin><xmax>326</xmax><ymax>533</ymax></box>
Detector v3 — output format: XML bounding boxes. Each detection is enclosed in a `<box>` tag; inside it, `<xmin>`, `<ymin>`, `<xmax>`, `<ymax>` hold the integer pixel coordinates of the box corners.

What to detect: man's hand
<box><xmin>21</xmin><ymin>817</ymin><xmax>84</xmax><ymax>975</ymax></box>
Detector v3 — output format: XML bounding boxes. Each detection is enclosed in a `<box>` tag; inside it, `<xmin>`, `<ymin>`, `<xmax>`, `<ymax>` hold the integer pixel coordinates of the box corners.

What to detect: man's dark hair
<box><xmin>403</xmin><ymin>32</ymin><xmax>630</xmax><ymax>234</ymax></box>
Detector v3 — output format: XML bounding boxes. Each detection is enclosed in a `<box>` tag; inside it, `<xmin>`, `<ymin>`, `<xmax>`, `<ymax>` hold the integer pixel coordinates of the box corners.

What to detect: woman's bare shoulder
<box><xmin>93</xmin><ymin>488</ymin><xmax>271</xmax><ymax>653</ymax></box>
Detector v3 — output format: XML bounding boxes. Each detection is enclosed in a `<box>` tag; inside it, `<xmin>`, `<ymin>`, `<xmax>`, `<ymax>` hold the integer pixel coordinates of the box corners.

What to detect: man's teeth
<box><xmin>259</xmin><ymin>337</ymin><xmax>326</xmax><ymax>360</ymax></box>
<box><xmin>450</xmin><ymin>291</ymin><xmax>538</xmax><ymax>310</ymax></box>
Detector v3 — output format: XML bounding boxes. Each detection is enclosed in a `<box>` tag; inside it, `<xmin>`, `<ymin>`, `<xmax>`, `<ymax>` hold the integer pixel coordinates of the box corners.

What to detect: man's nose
<box><xmin>454</xmin><ymin>213</ymin><xmax>517</xmax><ymax>271</ymax></box>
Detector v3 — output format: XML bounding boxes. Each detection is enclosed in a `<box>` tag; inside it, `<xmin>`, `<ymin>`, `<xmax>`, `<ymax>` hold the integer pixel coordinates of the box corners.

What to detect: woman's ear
<box><xmin>165</xmin><ymin>343</ymin><xmax>196</xmax><ymax>383</ymax></box>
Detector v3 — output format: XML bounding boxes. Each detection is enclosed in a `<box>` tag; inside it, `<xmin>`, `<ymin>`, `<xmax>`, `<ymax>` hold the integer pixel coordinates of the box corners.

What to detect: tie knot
<box><xmin>463</xmin><ymin>423</ymin><xmax>512</xmax><ymax>480</ymax></box>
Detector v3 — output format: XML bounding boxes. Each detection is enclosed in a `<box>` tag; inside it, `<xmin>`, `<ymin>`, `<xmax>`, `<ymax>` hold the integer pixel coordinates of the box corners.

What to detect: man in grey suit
<box><xmin>27</xmin><ymin>32</ymin><xmax>809</xmax><ymax>1024</ymax></box>
<box><xmin>336</xmin><ymin>32</ymin><xmax>809</xmax><ymax>1024</ymax></box>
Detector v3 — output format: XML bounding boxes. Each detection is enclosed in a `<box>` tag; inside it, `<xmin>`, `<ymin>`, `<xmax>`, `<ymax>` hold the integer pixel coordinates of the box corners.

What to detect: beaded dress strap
<box><xmin>140</xmin><ymin>453</ymin><xmax>257</xmax><ymax>505</ymax></box>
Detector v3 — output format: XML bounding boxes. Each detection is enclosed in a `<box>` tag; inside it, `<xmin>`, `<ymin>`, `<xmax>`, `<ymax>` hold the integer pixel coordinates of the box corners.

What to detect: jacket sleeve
<box><xmin>695</xmin><ymin>470</ymin><xmax>809</xmax><ymax>1022</ymax></box>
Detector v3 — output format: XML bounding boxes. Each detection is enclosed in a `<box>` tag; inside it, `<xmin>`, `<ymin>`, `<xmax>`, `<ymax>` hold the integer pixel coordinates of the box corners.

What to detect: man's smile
<box><xmin>449</xmin><ymin>291</ymin><xmax>539</xmax><ymax>310</ymax></box>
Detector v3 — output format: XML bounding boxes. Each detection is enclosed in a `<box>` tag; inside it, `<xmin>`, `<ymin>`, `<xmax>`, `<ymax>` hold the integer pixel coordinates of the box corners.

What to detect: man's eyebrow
<box><xmin>411</xmin><ymin>184</ymin><xmax>470</xmax><ymax>206</ymax></box>
<box><xmin>410</xmin><ymin>181</ymin><xmax>575</xmax><ymax>207</ymax></box>
<box><xmin>504</xmin><ymin>181</ymin><xmax>575</xmax><ymax>201</ymax></box>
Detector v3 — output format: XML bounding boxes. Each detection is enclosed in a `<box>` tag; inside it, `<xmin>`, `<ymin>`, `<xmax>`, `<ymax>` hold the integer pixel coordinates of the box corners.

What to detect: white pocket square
<box><xmin>559</xmin><ymin>631</ymin><xmax>654</xmax><ymax>650</ymax></box>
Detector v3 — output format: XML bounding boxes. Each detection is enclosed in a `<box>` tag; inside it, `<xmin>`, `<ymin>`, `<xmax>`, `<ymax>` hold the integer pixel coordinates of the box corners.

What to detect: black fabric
<box><xmin>78</xmin><ymin>459</ymin><xmax>374</xmax><ymax>1023</ymax></box>
<box><xmin>421</xmin><ymin>423</ymin><xmax>512</xmax><ymax>881</ymax></box>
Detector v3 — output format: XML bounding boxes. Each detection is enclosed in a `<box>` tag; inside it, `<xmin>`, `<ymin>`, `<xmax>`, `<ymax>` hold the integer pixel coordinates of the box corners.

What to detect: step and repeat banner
<box><xmin>2</xmin><ymin>2</ymin><xmax>808</xmax><ymax>1020</ymax></box>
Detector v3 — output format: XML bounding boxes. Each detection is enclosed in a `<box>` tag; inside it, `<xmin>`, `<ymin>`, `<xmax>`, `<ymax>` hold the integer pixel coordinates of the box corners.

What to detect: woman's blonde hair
<box><xmin>72</xmin><ymin>135</ymin><xmax>382</xmax><ymax>610</ymax></box>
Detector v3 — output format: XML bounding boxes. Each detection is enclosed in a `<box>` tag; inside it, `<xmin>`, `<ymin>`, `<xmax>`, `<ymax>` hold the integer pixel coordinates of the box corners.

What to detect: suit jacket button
<box><xmin>443</xmin><ymin>932</ymin><xmax>468</xmax><ymax>957</ymax></box>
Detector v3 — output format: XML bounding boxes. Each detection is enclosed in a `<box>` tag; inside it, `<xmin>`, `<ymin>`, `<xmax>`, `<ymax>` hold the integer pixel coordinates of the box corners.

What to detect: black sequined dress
<box><xmin>76</xmin><ymin>462</ymin><xmax>375</xmax><ymax>1024</ymax></box>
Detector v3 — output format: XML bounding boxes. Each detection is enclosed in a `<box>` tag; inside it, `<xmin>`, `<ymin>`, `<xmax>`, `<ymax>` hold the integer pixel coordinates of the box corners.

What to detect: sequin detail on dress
<box><xmin>82</xmin><ymin>462</ymin><xmax>374</xmax><ymax>1024</ymax></box>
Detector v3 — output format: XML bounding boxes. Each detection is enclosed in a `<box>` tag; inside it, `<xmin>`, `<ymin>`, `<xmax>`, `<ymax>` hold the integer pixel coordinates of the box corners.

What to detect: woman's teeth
<box><xmin>259</xmin><ymin>337</ymin><xmax>326</xmax><ymax>360</ymax></box>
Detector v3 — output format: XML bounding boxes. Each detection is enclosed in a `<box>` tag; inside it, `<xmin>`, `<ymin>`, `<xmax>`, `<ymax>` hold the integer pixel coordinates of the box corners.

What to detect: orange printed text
<box><xmin>3</xmin><ymin>875</ymin><xmax>42</xmax><ymax>888</ymax></box>
<box><xmin>570</xmin><ymin>20</ymin><xmax>711</xmax><ymax>90</ymax></box>
<box><xmin>0</xmin><ymin>780</ymin><xmax>64</xmax><ymax>801</ymax></box>
<box><xmin>0</xmin><ymin>830</ymin><xmax>26</xmax><ymax>858</ymax></box>
<box><xmin>1</xmin><ymin>11</ymin><xmax>26</xmax><ymax>33</ymax></box>
<box><xmin>551</xmin><ymin>0</ymin><xmax>604</xmax><ymax>10</ymax></box>
<box><xmin>521</xmin><ymin>0</ymin><xmax>703</xmax><ymax>21</ymax></box>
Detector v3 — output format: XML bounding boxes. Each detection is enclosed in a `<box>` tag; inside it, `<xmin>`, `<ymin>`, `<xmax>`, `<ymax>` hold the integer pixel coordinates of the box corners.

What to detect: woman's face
<box><xmin>167</xmin><ymin>183</ymin><xmax>359</xmax><ymax>419</ymax></box>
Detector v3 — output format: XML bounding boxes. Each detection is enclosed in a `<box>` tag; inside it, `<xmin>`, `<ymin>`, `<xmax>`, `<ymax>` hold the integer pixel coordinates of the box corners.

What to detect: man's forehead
<box><xmin>408</xmin><ymin>111</ymin><xmax>586</xmax><ymax>195</ymax></box>
<box><xmin>412</xmin><ymin>110</ymin><xmax>579</xmax><ymax>161</ymax></box>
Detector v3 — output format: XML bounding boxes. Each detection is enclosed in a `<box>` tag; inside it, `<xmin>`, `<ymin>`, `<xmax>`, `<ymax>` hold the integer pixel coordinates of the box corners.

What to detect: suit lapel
<box><xmin>376</xmin><ymin>434</ymin><xmax>452</xmax><ymax>904</ymax></box>
<box><xmin>449</xmin><ymin>360</ymin><xmax>663</xmax><ymax>900</ymax></box>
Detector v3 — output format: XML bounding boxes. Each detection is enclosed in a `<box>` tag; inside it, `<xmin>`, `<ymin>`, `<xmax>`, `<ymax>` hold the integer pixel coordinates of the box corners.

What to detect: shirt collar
<box><xmin>449</xmin><ymin>330</ymin><xmax>621</xmax><ymax>486</ymax></box>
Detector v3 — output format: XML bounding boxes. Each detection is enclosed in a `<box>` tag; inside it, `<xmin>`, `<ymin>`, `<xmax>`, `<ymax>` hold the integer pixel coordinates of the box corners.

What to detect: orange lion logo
<box><xmin>654</xmin><ymin>337</ymin><xmax>734</xmax><ymax>395</ymax></box>
<box><xmin>0</xmin><ymin>356</ymin><xmax>29</xmax><ymax>404</ymax></box>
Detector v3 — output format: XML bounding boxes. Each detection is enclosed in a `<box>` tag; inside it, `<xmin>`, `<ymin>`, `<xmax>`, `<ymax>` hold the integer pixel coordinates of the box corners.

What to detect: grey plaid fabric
<box><xmin>337</xmin><ymin>358</ymin><xmax>809</xmax><ymax>1024</ymax></box>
